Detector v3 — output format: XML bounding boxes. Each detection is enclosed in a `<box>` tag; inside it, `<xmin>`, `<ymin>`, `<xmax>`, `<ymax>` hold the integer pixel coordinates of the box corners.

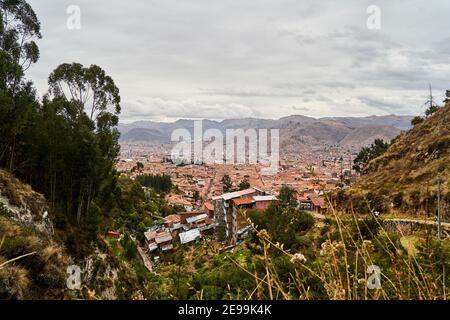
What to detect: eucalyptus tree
<box><xmin>0</xmin><ymin>0</ymin><xmax>41</xmax><ymax>170</ymax></box>
<box><xmin>47</xmin><ymin>62</ymin><xmax>122</xmax><ymax>224</ymax></box>
<box><xmin>48</xmin><ymin>63</ymin><xmax>121</xmax><ymax>126</ymax></box>
<box><xmin>0</xmin><ymin>0</ymin><xmax>41</xmax><ymax>92</ymax></box>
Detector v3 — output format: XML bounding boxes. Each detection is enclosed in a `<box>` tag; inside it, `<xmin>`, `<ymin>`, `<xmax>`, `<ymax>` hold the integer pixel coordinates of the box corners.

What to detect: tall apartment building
<box><xmin>213</xmin><ymin>187</ymin><xmax>275</xmax><ymax>245</ymax></box>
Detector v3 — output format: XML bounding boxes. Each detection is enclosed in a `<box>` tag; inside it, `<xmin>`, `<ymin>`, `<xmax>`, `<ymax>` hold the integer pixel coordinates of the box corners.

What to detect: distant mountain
<box><xmin>339</xmin><ymin>125</ymin><xmax>402</xmax><ymax>149</ymax></box>
<box><xmin>282</xmin><ymin>120</ymin><xmax>352</xmax><ymax>146</ymax></box>
<box><xmin>121</xmin><ymin>128</ymin><xmax>168</xmax><ymax>142</ymax></box>
<box><xmin>118</xmin><ymin>114</ymin><xmax>413</xmax><ymax>149</ymax></box>
<box><xmin>322</xmin><ymin>115</ymin><xmax>413</xmax><ymax>130</ymax></box>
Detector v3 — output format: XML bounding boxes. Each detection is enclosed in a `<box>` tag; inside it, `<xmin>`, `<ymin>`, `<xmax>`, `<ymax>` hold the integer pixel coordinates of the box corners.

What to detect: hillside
<box><xmin>0</xmin><ymin>170</ymin><xmax>70</xmax><ymax>299</ymax></box>
<box><xmin>0</xmin><ymin>169</ymin><xmax>159</xmax><ymax>300</ymax></box>
<box><xmin>339</xmin><ymin>125</ymin><xmax>401</xmax><ymax>149</ymax></box>
<box><xmin>346</xmin><ymin>102</ymin><xmax>450</xmax><ymax>216</ymax></box>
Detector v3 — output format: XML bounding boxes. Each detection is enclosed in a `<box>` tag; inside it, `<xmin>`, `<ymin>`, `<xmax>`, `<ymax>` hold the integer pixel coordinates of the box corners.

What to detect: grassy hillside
<box><xmin>0</xmin><ymin>169</ymin><xmax>70</xmax><ymax>299</ymax></box>
<box><xmin>0</xmin><ymin>169</ymin><xmax>162</xmax><ymax>300</ymax></box>
<box><xmin>340</xmin><ymin>102</ymin><xmax>450</xmax><ymax>217</ymax></box>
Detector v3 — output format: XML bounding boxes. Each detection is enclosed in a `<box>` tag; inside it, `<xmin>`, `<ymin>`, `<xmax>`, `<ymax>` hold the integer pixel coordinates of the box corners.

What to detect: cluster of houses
<box><xmin>143</xmin><ymin>186</ymin><xmax>329</xmax><ymax>255</ymax></box>
<box><xmin>144</xmin><ymin>211</ymin><xmax>218</xmax><ymax>253</ymax></box>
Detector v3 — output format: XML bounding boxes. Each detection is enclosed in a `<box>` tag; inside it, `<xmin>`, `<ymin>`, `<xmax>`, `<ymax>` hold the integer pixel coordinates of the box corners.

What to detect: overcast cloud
<box><xmin>26</xmin><ymin>0</ymin><xmax>450</xmax><ymax>122</ymax></box>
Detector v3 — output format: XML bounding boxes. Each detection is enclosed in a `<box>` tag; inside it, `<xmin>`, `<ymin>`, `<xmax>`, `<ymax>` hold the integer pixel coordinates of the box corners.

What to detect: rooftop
<box><xmin>253</xmin><ymin>195</ymin><xmax>277</xmax><ymax>202</ymax></box>
<box><xmin>155</xmin><ymin>232</ymin><xmax>173</xmax><ymax>244</ymax></box>
<box><xmin>186</xmin><ymin>213</ymin><xmax>209</xmax><ymax>224</ymax></box>
<box><xmin>212</xmin><ymin>187</ymin><xmax>263</xmax><ymax>201</ymax></box>
<box><xmin>232</xmin><ymin>197</ymin><xmax>256</xmax><ymax>206</ymax></box>
<box><xmin>179</xmin><ymin>229</ymin><xmax>201</xmax><ymax>244</ymax></box>
<box><xmin>164</xmin><ymin>214</ymin><xmax>181</xmax><ymax>224</ymax></box>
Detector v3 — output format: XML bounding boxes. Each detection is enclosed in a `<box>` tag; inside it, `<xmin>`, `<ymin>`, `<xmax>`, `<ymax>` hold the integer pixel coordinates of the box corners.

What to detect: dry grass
<box><xmin>0</xmin><ymin>169</ymin><xmax>48</xmax><ymax>215</ymax></box>
<box><xmin>0</xmin><ymin>216</ymin><xmax>70</xmax><ymax>299</ymax></box>
<box><xmin>237</xmin><ymin>203</ymin><xmax>449</xmax><ymax>300</ymax></box>
<box><xmin>351</xmin><ymin>104</ymin><xmax>450</xmax><ymax>217</ymax></box>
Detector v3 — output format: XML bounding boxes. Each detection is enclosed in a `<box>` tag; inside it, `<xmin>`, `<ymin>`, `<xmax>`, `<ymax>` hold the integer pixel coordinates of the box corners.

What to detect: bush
<box><xmin>120</xmin><ymin>233</ymin><xmax>137</xmax><ymax>260</ymax></box>
<box><xmin>393</xmin><ymin>192</ymin><xmax>404</xmax><ymax>209</ymax></box>
<box><xmin>296</xmin><ymin>211</ymin><xmax>315</xmax><ymax>231</ymax></box>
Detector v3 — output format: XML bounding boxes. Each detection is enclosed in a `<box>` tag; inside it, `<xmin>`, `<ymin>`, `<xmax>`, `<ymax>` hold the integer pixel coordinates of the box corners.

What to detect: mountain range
<box><xmin>118</xmin><ymin>114</ymin><xmax>413</xmax><ymax>150</ymax></box>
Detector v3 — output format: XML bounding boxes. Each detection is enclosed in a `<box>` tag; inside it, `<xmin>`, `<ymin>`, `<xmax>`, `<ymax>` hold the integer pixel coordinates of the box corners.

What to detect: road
<box><xmin>203</xmin><ymin>171</ymin><xmax>216</xmax><ymax>203</ymax></box>
<box><xmin>311</xmin><ymin>212</ymin><xmax>450</xmax><ymax>231</ymax></box>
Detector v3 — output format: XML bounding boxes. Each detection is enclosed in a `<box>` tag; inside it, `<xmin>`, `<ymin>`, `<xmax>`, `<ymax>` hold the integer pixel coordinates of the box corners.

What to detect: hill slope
<box><xmin>340</xmin><ymin>125</ymin><xmax>401</xmax><ymax>149</ymax></box>
<box><xmin>0</xmin><ymin>169</ymin><xmax>70</xmax><ymax>299</ymax></box>
<box><xmin>0</xmin><ymin>169</ymin><xmax>160</xmax><ymax>299</ymax></box>
<box><xmin>347</xmin><ymin>102</ymin><xmax>450</xmax><ymax>216</ymax></box>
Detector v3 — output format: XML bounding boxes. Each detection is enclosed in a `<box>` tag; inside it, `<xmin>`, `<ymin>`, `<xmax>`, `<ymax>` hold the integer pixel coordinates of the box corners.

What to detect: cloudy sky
<box><xmin>27</xmin><ymin>0</ymin><xmax>450</xmax><ymax>123</ymax></box>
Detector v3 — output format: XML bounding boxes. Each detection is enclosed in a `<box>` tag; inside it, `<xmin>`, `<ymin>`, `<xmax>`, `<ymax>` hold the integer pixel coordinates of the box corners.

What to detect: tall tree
<box><xmin>45</xmin><ymin>63</ymin><xmax>121</xmax><ymax>224</ymax></box>
<box><xmin>0</xmin><ymin>0</ymin><xmax>41</xmax><ymax>92</ymax></box>
<box><xmin>0</xmin><ymin>0</ymin><xmax>41</xmax><ymax>171</ymax></box>
<box><xmin>222</xmin><ymin>174</ymin><xmax>232</xmax><ymax>193</ymax></box>
<box><xmin>238</xmin><ymin>179</ymin><xmax>250</xmax><ymax>191</ymax></box>
<box><xmin>48</xmin><ymin>63</ymin><xmax>120</xmax><ymax>126</ymax></box>
<box><xmin>278</xmin><ymin>185</ymin><xmax>298</xmax><ymax>208</ymax></box>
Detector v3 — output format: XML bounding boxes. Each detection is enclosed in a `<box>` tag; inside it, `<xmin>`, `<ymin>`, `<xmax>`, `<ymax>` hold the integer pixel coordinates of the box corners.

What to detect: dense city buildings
<box><xmin>116</xmin><ymin>141</ymin><xmax>359</xmax><ymax>254</ymax></box>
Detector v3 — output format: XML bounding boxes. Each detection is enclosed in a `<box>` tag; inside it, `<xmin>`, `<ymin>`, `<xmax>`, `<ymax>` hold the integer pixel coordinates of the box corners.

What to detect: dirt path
<box><xmin>312</xmin><ymin>212</ymin><xmax>450</xmax><ymax>231</ymax></box>
<box><xmin>137</xmin><ymin>245</ymin><xmax>153</xmax><ymax>272</ymax></box>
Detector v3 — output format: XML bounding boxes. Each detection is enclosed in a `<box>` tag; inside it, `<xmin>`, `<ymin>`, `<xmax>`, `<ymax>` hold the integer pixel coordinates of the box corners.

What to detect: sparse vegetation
<box><xmin>353</xmin><ymin>139</ymin><xmax>391</xmax><ymax>174</ymax></box>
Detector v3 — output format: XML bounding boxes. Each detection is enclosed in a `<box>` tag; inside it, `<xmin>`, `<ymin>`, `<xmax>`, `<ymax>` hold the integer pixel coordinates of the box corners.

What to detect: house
<box><xmin>142</xmin><ymin>208</ymin><xmax>219</xmax><ymax>255</ymax></box>
<box><xmin>164</xmin><ymin>214</ymin><xmax>182</xmax><ymax>230</ymax></box>
<box><xmin>179</xmin><ymin>228</ymin><xmax>201</xmax><ymax>244</ymax></box>
<box><xmin>166</xmin><ymin>194</ymin><xmax>194</xmax><ymax>212</ymax></box>
<box><xmin>144</xmin><ymin>229</ymin><xmax>175</xmax><ymax>253</ymax></box>
<box><xmin>297</xmin><ymin>195</ymin><xmax>312</xmax><ymax>211</ymax></box>
<box><xmin>309</xmin><ymin>195</ymin><xmax>328</xmax><ymax>214</ymax></box>
<box><xmin>178</xmin><ymin>211</ymin><xmax>206</xmax><ymax>224</ymax></box>
<box><xmin>185</xmin><ymin>213</ymin><xmax>209</xmax><ymax>228</ymax></box>
<box><xmin>198</xmin><ymin>217</ymin><xmax>218</xmax><ymax>232</ymax></box>
<box><xmin>144</xmin><ymin>230</ymin><xmax>157</xmax><ymax>245</ymax></box>
<box><xmin>203</xmin><ymin>202</ymin><xmax>215</xmax><ymax>217</ymax></box>
<box><xmin>155</xmin><ymin>231</ymin><xmax>174</xmax><ymax>252</ymax></box>
<box><xmin>254</xmin><ymin>195</ymin><xmax>277</xmax><ymax>210</ymax></box>
<box><xmin>232</xmin><ymin>197</ymin><xmax>256</xmax><ymax>207</ymax></box>
<box><xmin>148</xmin><ymin>242</ymin><xmax>158</xmax><ymax>252</ymax></box>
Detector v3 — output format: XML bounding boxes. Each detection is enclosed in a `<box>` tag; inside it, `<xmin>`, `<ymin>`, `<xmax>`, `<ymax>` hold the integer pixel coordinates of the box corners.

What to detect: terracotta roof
<box><xmin>310</xmin><ymin>196</ymin><xmax>326</xmax><ymax>208</ymax></box>
<box><xmin>144</xmin><ymin>230</ymin><xmax>157</xmax><ymax>241</ymax></box>
<box><xmin>204</xmin><ymin>202</ymin><xmax>214</xmax><ymax>211</ymax></box>
<box><xmin>164</xmin><ymin>214</ymin><xmax>181</xmax><ymax>224</ymax></box>
<box><xmin>155</xmin><ymin>232</ymin><xmax>173</xmax><ymax>244</ymax></box>
<box><xmin>297</xmin><ymin>195</ymin><xmax>311</xmax><ymax>202</ymax></box>
<box><xmin>233</xmin><ymin>197</ymin><xmax>256</xmax><ymax>206</ymax></box>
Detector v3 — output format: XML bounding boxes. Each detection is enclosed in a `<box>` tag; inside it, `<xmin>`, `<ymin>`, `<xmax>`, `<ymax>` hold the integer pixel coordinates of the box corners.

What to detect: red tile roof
<box><xmin>164</xmin><ymin>214</ymin><xmax>181</xmax><ymax>224</ymax></box>
<box><xmin>204</xmin><ymin>202</ymin><xmax>214</xmax><ymax>211</ymax></box>
<box><xmin>310</xmin><ymin>196</ymin><xmax>326</xmax><ymax>208</ymax></box>
<box><xmin>232</xmin><ymin>197</ymin><xmax>256</xmax><ymax>206</ymax></box>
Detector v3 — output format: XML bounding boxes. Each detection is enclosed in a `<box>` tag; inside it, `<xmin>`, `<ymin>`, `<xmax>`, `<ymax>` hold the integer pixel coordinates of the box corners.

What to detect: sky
<box><xmin>26</xmin><ymin>0</ymin><xmax>450</xmax><ymax>123</ymax></box>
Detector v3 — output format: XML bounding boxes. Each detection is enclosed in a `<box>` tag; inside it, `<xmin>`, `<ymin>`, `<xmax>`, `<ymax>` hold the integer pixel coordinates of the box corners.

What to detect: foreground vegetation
<box><xmin>134</xmin><ymin>190</ymin><xmax>450</xmax><ymax>300</ymax></box>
